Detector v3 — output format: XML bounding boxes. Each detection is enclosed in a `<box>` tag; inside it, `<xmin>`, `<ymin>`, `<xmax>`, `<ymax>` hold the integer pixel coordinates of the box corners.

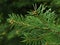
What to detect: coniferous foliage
<box><xmin>0</xmin><ymin>0</ymin><xmax>60</xmax><ymax>45</ymax></box>
<box><xmin>0</xmin><ymin>4</ymin><xmax>60</xmax><ymax>45</ymax></box>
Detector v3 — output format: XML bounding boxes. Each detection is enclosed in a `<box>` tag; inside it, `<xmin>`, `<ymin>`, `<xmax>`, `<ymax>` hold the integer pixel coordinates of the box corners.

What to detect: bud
<box><xmin>32</xmin><ymin>10</ymin><xmax>38</xmax><ymax>16</ymax></box>
<box><xmin>9</xmin><ymin>19</ymin><xmax>15</xmax><ymax>24</ymax></box>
